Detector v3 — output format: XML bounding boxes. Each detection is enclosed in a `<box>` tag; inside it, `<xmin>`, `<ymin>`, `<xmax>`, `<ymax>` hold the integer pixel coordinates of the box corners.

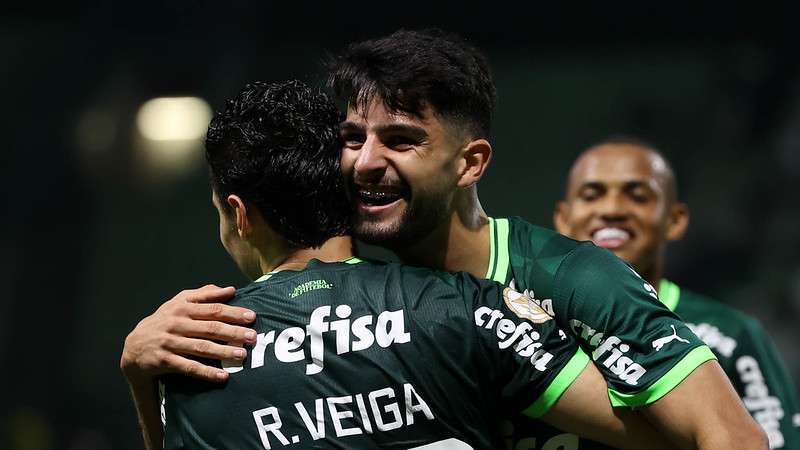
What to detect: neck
<box><xmin>394</xmin><ymin>187</ymin><xmax>491</xmax><ymax>278</ymax></box>
<box><xmin>260</xmin><ymin>235</ymin><xmax>355</xmax><ymax>274</ymax></box>
<box><xmin>638</xmin><ymin>248</ymin><xmax>665</xmax><ymax>290</ymax></box>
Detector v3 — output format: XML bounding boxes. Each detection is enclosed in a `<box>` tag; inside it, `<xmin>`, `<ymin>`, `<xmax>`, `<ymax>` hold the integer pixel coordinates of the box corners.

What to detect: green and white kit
<box><xmin>162</xmin><ymin>258</ymin><xmax>586</xmax><ymax>450</ymax></box>
<box><xmin>660</xmin><ymin>279</ymin><xmax>800</xmax><ymax>450</ymax></box>
<box><xmin>486</xmin><ymin>217</ymin><xmax>716</xmax><ymax>450</ymax></box>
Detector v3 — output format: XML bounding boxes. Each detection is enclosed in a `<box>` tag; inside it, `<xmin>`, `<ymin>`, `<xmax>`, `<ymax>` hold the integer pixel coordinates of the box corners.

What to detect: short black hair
<box><xmin>206</xmin><ymin>80</ymin><xmax>350</xmax><ymax>248</ymax></box>
<box><xmin>584</xmin><ymin>134</ymin><xmax>679</xmax><ymax>202</ymax></box>
<box><xmin>328</xmin><ymin>28</ymin><xmax>496</xmax><ymax>138</ymax></box>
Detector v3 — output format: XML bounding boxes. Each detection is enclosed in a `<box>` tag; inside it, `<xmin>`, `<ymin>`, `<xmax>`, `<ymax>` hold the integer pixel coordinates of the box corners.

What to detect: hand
<box><xmin>120</xmin><ymin>284</ymin><xmax>257</xmax><ymax>384</ymax></box>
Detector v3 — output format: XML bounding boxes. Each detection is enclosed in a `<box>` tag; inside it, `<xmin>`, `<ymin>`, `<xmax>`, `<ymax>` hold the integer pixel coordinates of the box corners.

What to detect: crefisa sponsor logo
<box><xmin>474</xmin><ymin>287</ymin><xmax>555</xmax><ymax>372</ymax></box>
<box><xmin>737</xmin><ymin>355</ymin><xmax>785</xmax><ymax>449</ymax></box>
<box><xmin>569</xmin><ymin>319</ymin><xmax>647</xmax><ymax>386</ymax></box>
<box><xmin>224</xmin><ymin>305</ymin><xmax>410</xmax><ymax>375</ymax></box>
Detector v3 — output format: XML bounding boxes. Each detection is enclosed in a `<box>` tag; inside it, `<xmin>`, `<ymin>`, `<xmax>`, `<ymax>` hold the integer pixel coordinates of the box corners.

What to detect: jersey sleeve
<box><xmin>722</xmin><ymin>317</ymin><xmax>800</xmax><ymax>449</ymax></box>
<box><xmin>553</xmin><ymin>244</ymin><xmax>716</xmax><ymax>407</ymax></box>
<box><xmin>462</xmin><ymin>273</ymin><xmax>590</xmax><ymax>418</ymax></box>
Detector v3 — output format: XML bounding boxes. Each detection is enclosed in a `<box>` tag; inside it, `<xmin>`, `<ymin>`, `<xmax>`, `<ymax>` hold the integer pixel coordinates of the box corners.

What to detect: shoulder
<box><xmin>506</xmin><ymin>216</ymin><xmax>583</xmax><ymax>258</ymax></box>
<box><xmin>503</xmin><ymin>217</ymin><xmax>589</xmax><ymax>293</ymax></box>
<box><xmin>557</xmin><ymin>240</ymin><xmax>634</xmax><ymax>283</ymax></box>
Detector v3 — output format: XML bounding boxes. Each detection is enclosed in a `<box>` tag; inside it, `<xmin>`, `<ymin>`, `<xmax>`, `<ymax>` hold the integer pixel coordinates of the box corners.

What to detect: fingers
<box><xmin>172</xmin><ymin>318</ymin><xmax>257</xmax><ymax>344</ymax></box>
<box><xmin>168</xmin><ymin>335</ymin><xmax>248</xmax><ymax>363</ymax></box>
<box><xmin>182</xmin><ymin>285</ymin><xmax>236</xmax><ymax>304</ymax></box>
<box><xmin>187</xmin><ymin>302</ymin><xmax>256</xmax><ymax>324</ymax></box>
<box><xmin>163</xmin><ymin>353</ymin><xmax>230</xmax><ymax>383</ymax></box>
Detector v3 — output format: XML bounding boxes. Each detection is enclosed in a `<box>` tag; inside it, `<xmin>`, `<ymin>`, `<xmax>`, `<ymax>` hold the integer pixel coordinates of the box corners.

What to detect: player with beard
<box><xmin>329</xmin><ymin>29</ymin><xmax>764</xmax><ymax>449</ymax></box>
<box><xmin>121</xmin><ymin>30</ymin><xmax>767</xmax><ymax>449</ymax></box>
<box><xmin>554</xmin><ymin>137</ymin><xmax>800</xmax><ymax>449</ymax></box>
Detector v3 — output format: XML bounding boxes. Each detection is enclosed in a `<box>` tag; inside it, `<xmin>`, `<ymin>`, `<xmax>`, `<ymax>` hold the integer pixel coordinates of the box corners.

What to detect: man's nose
<box><xmin>353</xmin><ymin>136</ymin><xmax>388</xmax><ymax>177</ymax></box>
<box><xmin>597</xmin><ymin>194</ymin><xmax>628</xmax><ymax>221</ymax></box>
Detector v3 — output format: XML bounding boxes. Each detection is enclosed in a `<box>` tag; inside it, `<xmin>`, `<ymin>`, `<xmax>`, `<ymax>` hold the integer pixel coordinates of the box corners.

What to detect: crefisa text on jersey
<box><xmin>473</xmin><ymin>306</ymin><xmax>555</xmax><ymax>371</ymax></box>
<box><xmin>223</xmin><ymin>304</ymin><xmax>411</xmax><ymax>376</ymax></box>
<box><xmin>737</xmin><ymin>355</ymin><xmax>785</xmax><ymax>448</ymax></box>
<box><xmin>569</xmin><ymin>319</ymin><xmax>647</xmax><ymax>386</ymax></box>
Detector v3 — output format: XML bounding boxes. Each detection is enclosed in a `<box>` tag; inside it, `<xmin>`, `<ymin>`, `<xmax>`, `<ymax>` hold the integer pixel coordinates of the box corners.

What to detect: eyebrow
<box><xmin>339</xmin><ymin>121</ymin><xmax>429</xmax><ymax>140</ymax></box>
<box><xmin>339</xmin><ymin>121</ymin><xmax>365</xmax><ymax>133</ymax></box>
<box><xmin>578</xmin><ymin>180</ymin><xmax>655</xmax><ymax>192</ymax></box>
<box><xmin>578</xmin><ymin>181</ymin><xmax>606</xmax><ymax>191</ymax></box>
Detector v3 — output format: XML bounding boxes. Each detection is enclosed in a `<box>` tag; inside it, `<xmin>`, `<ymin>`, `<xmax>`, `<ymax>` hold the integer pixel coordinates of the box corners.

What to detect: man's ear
<box><xmin>457</xmin><ymin>139</ymin><xmax>492</xmax><ymax>188</ymax></box>
<box><xmin>553</xmin><ymin>201</ymin><xmax>571</xmax><ymax>235</ymax></box>
<box><xmin>665</xmin><ymin>202</ymin><xmax>689</xmax><ymax>242</ymax></box>
<box><xmin>226</xmin><ymin>194</ymin><xmax>251</xmax><ymax>238</ymax></box>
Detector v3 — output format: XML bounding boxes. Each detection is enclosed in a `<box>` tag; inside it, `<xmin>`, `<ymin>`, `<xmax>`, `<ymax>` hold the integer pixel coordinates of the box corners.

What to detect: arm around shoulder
<box><xmin>641</xmin><ymin>360</ymin><xmax>769</xmax><ymax>449</ymax></box>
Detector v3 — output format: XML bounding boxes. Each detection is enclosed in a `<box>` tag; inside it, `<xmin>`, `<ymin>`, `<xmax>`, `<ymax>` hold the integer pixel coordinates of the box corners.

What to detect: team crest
<box><xmin>503</xmin><ymin>287</ymin><xmax>552</xmax><ymax>324</ymax></box>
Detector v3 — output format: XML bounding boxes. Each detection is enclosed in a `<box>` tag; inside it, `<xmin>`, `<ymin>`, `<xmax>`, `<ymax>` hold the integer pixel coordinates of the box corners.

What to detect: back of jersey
<box><xmin>163</xmin><ymin>258</ymin><xmax>580</xmax><ymax>450</ymax></box>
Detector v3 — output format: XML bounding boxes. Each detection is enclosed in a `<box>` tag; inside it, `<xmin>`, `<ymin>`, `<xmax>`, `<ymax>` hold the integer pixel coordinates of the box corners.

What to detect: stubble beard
<box><xmin>353</xmin><ymin>190</ymin><xmax>450</xmax><ymax>251</ymax></box>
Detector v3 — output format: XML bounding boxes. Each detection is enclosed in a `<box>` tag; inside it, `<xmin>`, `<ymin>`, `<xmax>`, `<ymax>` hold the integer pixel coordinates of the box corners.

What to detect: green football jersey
<box><xmin>485</xmin><ymin>217</ymin><xmax>716</xmax><ymax>450</ymax></box>
<box><xmin>660</xmin><ymin>279</ymin><xmax>800</xmax><ymax>450</ymax></box>
<box><xmin>162</xmin><ymin>258</ymin><xmax>589</xmax><ymax>450</ymax></box>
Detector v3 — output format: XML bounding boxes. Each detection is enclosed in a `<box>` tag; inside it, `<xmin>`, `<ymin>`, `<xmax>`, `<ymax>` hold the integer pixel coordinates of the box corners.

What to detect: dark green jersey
<box><xmin>485</xmin><ymin>217</ymin><xmax>715</xmax><ymax>450</ymax></box>
<box><xmin>660</xmin><ymin>279</ymin><xmax>800</xmax><ymax>450</ymax></box>
<box><xmin>162</xmin><ymin>258</ymin><xmax>588</xmax><ymax>450</ymax></box>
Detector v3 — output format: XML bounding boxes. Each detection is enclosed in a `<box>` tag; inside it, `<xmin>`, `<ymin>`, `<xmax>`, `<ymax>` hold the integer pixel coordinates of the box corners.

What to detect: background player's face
<box><xmin>555</xmin><ymin>144</ymin><xmax>683</xmax><ymax>274</ymax></box>
<box><xmin>340</xmin><ymin>101</ymin><xmax>465</xmax><ymax>246</ymax></box>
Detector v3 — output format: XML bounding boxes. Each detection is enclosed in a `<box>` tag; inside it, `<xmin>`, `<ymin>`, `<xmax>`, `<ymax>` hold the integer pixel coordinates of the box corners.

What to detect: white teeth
<box><xmin>360</xmin><ymin>190</ymin><xmax>399</xmax><ymax>199</ymax></box>
<box><xmin>593</xmin><ymin>228</ymin><xmax>630</xmax><ymax>240</ymax></box>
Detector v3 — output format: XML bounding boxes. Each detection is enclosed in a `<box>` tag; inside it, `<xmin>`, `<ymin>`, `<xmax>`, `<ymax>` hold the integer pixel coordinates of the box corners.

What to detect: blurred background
<box><xmin>2</xmin><ymin>2</ymin><xmax>799</xmax><ymax>448</ymax></box>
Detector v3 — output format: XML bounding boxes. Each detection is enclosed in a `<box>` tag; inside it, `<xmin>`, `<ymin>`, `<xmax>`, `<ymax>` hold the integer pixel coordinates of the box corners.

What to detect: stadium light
<box><xmin>134</xmin><ymin>96</ymin><xmax>212</xmax><ymax>177</ymax></box>
<box><xmin>136</xmin><ymin>96</ymin><xmax>212</xmax><ymax>141</ymax></box>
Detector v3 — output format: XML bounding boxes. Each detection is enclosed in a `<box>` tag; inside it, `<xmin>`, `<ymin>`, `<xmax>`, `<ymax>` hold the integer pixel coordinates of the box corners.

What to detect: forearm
<box><xmin>541</xmin><ymin>362</ymin><xmax>677</xmax><ymax>450</ymax></box>
<box><xmin>127</xmin><ymin>377</ymin><xmax>164</xmax><ymax>450</ymax></box>
<box><xmin>641</xmin><ymin>361</ymin><xmax>768</xmax><ymax>450</ymax></box>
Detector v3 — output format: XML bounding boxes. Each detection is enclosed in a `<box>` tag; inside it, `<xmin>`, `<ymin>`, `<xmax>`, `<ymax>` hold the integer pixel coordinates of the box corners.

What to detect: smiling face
<box><xmin>555</xmin><ymin>143</ymin><xmax>688</xmax><ymax>280</ymax></box>
<box><xmin>339</xmin><ymin>101</ymin><xmax>467</xmax><ymax>248</ymax></box>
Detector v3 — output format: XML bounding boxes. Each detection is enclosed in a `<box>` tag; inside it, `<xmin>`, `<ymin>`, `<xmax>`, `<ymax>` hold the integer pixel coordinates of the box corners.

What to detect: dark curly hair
<box><xmin>327</xmin><ymin>28</ymin><xmax>496</xmax><ymax>139</ymax></box>
<box><xmin>205</xmin><ymin>80</ymin><xmax>350</xmax><ymax>249</ymax></box>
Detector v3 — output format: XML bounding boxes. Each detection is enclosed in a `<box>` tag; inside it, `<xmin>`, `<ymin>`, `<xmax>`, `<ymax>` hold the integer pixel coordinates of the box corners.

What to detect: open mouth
<box><xmin>354</xmin><ymin>185</ymin><xmax>409</xmax><ymax>213</ymax></box>
<box><xmin>358</xmin><ymin>189</ymin><xmax>404</xmax><ymax>207</ymax></box>
<box><xmin>591</xmin><ymin>227</ymin><xmax>632</xmax><ymax>249</ymax></box>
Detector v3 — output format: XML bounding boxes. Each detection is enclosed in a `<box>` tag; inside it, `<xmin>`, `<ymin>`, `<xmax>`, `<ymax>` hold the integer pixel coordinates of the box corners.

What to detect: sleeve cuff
<box><xmin>608</xmin><ymin>345</ymin><xmax>717</xmax><ymax>407</ymax></box>
<box><xmin>522</xmin><ymin>348</ymin><xmax>591</xmax><ymax>418</ymax></box>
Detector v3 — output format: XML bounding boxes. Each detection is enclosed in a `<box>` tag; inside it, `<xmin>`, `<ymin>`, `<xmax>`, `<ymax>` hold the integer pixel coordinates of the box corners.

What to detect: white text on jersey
<box><xmin>569</xmin><ymin>319</ymin><xmax>647</xmax><ymax>386</ymax></box>
<box><xmin>224</xmin><ymin>305</ymin><xmax>411</xmax><ymax>375</ymax></box>
<box><xmin>252</xmin><ymin>383</ymin><xmax>434</xmax><ymax>449</ymax></box>
<box><xmin>474</xmin><ymin>306</ymin><xmax>554</xmax><ymax>371</ymax></box>
<box><xmin>737</xmin><ymin>355</ymin><xmax>785</xmax><ymax>449</ymax></box>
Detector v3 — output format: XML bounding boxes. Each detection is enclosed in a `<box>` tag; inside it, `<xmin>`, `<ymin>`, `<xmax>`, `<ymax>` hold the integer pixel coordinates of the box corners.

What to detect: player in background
<box><xmin>122</xmin><ymin>30</ymin><xmax>768</xmax><ymax>449</ymax></box>
<box><xmin>553</xmin><ymin>136</ymin><xmax>800</xmax><ymax>449</ymax></box>
<box><xmin>123</xmin><ymin>80</ymin><xmax>674</xmax><ymax>450</ymax></box>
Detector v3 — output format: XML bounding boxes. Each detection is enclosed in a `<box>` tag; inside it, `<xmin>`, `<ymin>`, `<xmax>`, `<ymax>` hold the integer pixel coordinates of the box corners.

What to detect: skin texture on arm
<box><xmin>542</xmin><ymin>362</ymin><xmax>677</xmax><ymax>450</ymax></box>
<box><xmin>640</xmin><ymin>361</ymin><xmax>769</xmax><ymax>450</ymax></box>
<box><xmin>120</xmin><ymin>285</ymin><xmax>257</xmax><ymax>450</ymax></box>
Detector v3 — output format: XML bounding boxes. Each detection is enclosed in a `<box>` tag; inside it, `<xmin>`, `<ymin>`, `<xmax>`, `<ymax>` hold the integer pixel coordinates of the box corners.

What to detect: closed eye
<box><xmin>340</xmin><ymin>130</ymin><xmax>365</xmax><ymax>150</ymax></box>
<box><xmin>578</xmin><ymin>183</ymin><xmax>605</xmax><ymax>202</ymax></box>
<box><xmin>383</xmin><ymin>135</ymin><xmax>422</xmax><ymax>151</ymax></box>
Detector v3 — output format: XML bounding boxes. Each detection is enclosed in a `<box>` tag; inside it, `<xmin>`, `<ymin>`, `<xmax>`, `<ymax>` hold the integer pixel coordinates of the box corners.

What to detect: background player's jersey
<box><xmin>484</xmin><ymin>217</ymin><xmax>715</xmax><ymax>450</ymax></box>
<box><xmin>163</xmin><ymin>258</ymin><xmax>587</xmax><ymax>450</ymax></box>
<box><xmin>660</xmin><ymin>279</ymin><xmax>800</xmax><ymax>450</ymax></box>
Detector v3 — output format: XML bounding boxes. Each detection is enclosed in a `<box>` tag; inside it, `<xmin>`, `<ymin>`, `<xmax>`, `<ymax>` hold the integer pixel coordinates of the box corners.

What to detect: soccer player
<box><xmin>123</xmin><ymin>80</ymin><xmax>670</xmax><ymax>450</ymax></box>
<box><xmin>553</xmin><ymin>136</ymin><xmax>800</xmax><ymax>449</ymax></box>
<box><xmin>123</xmin><ymin>30</ymin><xmax>767</xmax><ymax>448</ymax></box>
